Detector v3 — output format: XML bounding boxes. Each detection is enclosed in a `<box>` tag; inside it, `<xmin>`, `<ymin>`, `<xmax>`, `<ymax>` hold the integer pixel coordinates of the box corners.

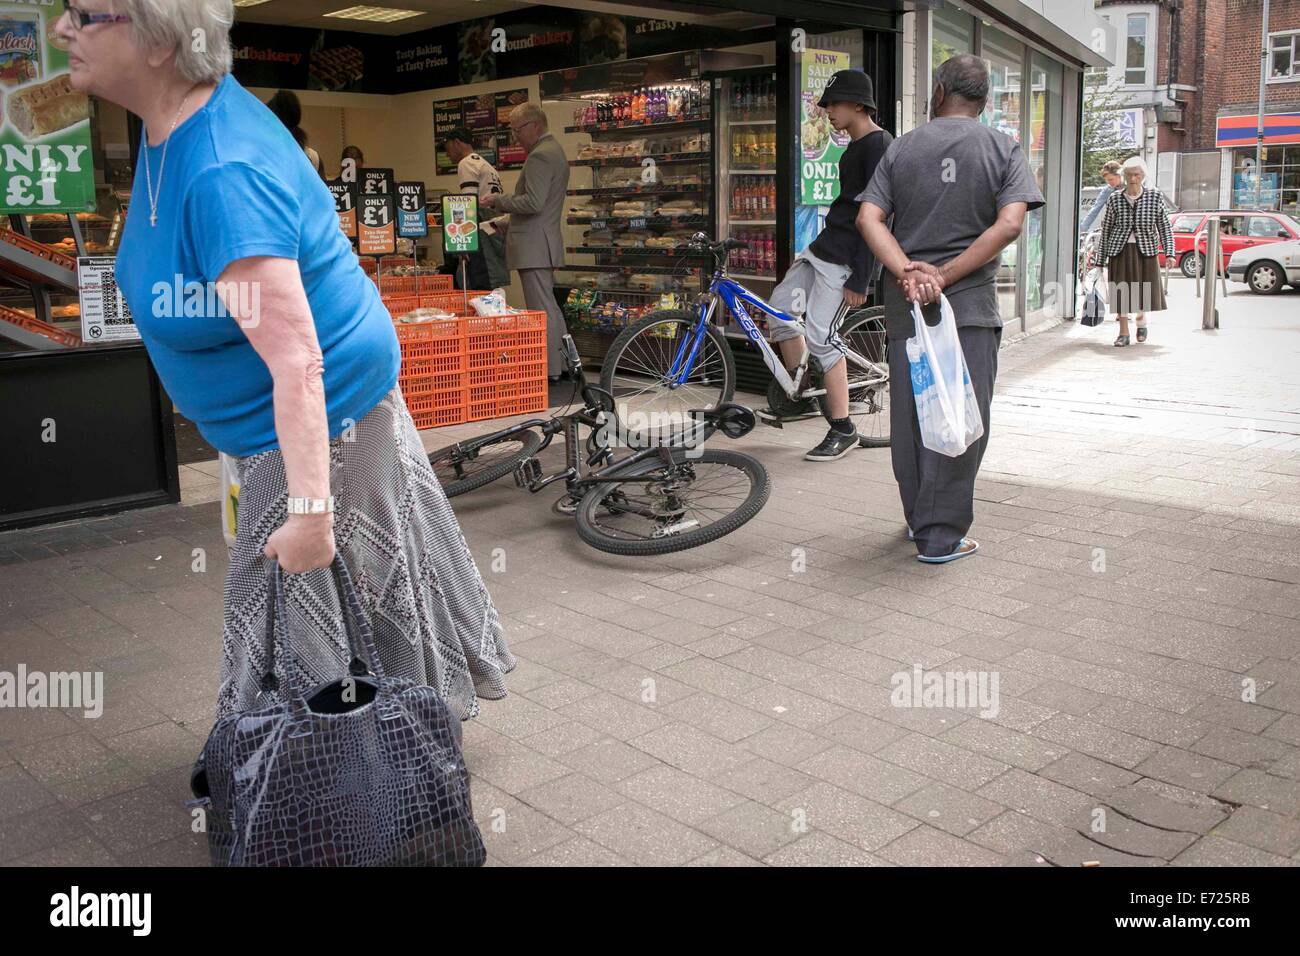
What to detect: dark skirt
<box><xmin>1107</xmin><ymin>244</ymin><xmax>1166</xmax><ymax>314</ymax></box>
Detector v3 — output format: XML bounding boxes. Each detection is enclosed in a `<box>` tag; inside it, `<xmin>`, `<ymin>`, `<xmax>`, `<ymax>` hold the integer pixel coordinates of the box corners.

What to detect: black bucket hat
<box><xmin>817</xmin><ymin>70</ymin><xmax>876</xmax><ymax>111</ymax></box>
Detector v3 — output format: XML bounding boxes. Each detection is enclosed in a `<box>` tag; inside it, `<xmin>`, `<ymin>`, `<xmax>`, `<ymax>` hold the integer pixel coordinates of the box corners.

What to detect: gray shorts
<box><xmin>766</xmin><ymin>249</ymin><xmax>852</xmax><ymax>371</ymax></box>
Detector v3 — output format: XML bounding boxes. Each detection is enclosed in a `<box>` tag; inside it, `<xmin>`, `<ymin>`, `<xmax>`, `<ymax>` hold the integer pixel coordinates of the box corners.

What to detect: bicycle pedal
<box><xmin>754</xmin><ymin>408</ymin><xmax>784</xmax><ymax>429</ymax></box>
<box><xmin>802</xmin><ymin>388</ymin><xmax>827</xmax><ymax>398</ymax></box>
<box><xmin>514</xmin><ymin>457</ymin><xmax>542</xmax><ymax>488</ymax></box>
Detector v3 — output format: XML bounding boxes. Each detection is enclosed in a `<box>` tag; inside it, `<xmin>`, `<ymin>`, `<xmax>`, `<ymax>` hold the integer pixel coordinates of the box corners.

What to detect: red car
<box><xmin>1167</xmin><ymin>209</ymin><xmax>1300</xmax><ymax>277</ymax></box>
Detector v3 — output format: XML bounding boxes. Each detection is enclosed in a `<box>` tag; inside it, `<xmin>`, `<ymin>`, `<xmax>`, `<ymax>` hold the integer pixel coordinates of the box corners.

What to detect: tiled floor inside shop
<box><xmin>2</xmin><ymin>279</ymin><xmax>1299</xmax><ymax>866</ymax></box>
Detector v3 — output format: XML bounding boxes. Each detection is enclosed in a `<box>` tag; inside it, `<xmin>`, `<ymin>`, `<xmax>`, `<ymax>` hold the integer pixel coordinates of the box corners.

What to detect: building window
<box><xmin>1271</xmin><ymin>32</ymin><xmax>1299</xmax><ymax>81</ymax></box>
<box><xmin>1125</xmin><ymin>14</ymin><xmax>1149</xmax><ymax>85</ymax></box>
<box><xmin>932</xmin><ymin>4</ymin><xmax>975</xmax><ymax>74</ymax></box>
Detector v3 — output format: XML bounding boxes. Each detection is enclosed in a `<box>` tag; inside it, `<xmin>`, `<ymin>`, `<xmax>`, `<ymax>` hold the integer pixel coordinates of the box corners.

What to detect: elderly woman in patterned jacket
<box><xmin>57</xmin><ymin>0</ymin><xmax>513</xmax><ymax>720</ymax></box>
<box><xmin>1099</xmin><ymin>158</ymin><xmax>1174</xmax><ymax>347</ymax></box>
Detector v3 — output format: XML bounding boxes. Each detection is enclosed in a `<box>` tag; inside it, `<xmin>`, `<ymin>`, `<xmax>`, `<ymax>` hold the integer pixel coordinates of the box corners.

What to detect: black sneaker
<box><xmin>805</xmin><ymin>427</ymin><xmax>859</xmax><ymax>461</ymax></box>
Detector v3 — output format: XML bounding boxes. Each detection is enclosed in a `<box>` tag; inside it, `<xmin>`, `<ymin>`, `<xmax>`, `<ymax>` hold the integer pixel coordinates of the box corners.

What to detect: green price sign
<box><xmin>0</xmin><ymin>2</ymin><xmax>96</xmax><ymax>214</ymax></box>
<box><xmin>441</xmin><ymin>193</ymin><xmax>479</xmax><ymax>254</ymax></box>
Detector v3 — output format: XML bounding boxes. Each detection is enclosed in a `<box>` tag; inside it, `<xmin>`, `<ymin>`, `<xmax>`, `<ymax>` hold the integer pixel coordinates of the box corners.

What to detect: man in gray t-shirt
<box><xmin>855</xmin><ymin>53</ymin><xmax>1043</xmax><ymax>564</ymax></box>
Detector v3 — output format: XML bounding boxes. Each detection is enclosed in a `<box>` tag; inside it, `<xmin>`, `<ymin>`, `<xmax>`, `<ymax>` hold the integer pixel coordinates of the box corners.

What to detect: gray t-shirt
<box><xmin>858</xmin><ymin>117</ymin><xmax>1044</xmax><ymax>338</ymax></box>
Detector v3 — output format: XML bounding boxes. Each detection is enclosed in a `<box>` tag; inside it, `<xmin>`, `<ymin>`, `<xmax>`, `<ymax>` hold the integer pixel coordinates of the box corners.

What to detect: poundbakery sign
<box><xmin>0</xmin><ymin>0</ymin><xmax>95</xmax><ymax>214</ymax></box>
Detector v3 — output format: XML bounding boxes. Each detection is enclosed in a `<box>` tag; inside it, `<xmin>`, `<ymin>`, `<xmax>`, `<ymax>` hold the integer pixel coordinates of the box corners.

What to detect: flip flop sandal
<box><xmin>1136</xmin><ymin>326</ymin><xmax>1148</xmax><ymax>343</ymax></box>
<box><xmin>1114</xmin><ymin>334</ymin><xmax>1130</xmax><ymax>347</ymax></box>
<box><xmin>917</xmin><ymin>538</ymin><xmax>979</xmax><ymax>564</ymax></box>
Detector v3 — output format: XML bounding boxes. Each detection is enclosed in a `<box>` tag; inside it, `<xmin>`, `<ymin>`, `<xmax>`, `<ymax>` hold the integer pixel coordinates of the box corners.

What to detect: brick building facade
<box><xmin>1095</xmin><ymin>0</ymin><xmax>1300</xmax><ymax>213</ymax></box>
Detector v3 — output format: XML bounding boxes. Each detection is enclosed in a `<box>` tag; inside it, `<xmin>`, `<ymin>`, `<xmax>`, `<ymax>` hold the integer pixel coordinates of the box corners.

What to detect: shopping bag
<box><xmin>189</xmin><ymin>556</ymin><xmax>487</xmax><ymax>867</ymax></box>
<box><xmin>1080</xmin><ymin>266</ymin><xmax>1105</xmax><ymax>327</ymax></box>
<box><xmin>905</xmin><ymin>295</ymin><xmax>984</xmax><ymax>458</ymax></box>
<box><xmin>219</xmin><ymin>452</ymin><xmax>239</xmax><ymax>549</ymax></box>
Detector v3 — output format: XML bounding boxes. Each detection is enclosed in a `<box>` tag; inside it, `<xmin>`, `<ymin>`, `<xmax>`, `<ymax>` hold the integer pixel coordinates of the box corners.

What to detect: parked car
<box><xmin>1226</xmin><ymin>237</ymin><xmax>1300</xmax><ymax>294</ymax></box>
<box><xmin>1168</xmin><ymin>209</ymin><xmax>1300</xmax><ymax>278</ymax></box>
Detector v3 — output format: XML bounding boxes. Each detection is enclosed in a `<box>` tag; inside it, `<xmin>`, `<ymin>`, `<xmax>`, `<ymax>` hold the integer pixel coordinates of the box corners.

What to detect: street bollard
<box><xmin>1201</xmin><ymin>218</ymin><xmax>1220</xmax><ymax>330</ymax></box>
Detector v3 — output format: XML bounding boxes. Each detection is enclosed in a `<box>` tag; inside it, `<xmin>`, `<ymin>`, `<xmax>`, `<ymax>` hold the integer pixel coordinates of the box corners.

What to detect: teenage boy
<box><xmin>763</xmin><ymin>70</ymin><xmax>891</xmax><ymax>461</ymax></box>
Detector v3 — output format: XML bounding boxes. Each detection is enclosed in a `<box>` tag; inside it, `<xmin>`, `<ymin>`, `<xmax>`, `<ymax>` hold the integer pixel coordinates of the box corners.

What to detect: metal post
<box><xmin>1255</xmin><ymin>0</ymin><xmax>1270</xmax><ymax>209</ymax></box>
<box><xmin>1201</xmin><ymin>217</ymin><xmax>1220</xmax><ymax>330</ymax></box>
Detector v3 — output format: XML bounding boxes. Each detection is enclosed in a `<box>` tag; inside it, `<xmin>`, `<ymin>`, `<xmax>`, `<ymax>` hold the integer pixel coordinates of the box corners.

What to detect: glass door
<box><xmin>715</xmin><ymin>69</ymin><xmax>779</xmax><ymax>335</ymax></box>
<box><xmin>1026</xmin><ymin>52</ymin><xmax>1062</xmax><ymax>317</ymax></box>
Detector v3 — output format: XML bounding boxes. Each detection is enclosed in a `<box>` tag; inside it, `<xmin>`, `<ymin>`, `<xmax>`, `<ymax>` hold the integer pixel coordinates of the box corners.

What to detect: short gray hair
<box><xmin>511</xmin><ymin>101</ymin><xmax>548</xmax><ymax>131</ymax></box>
<box><xmin>116</xmin><ymin>0</ymin><xmax>234</xmax><ymax>84</ymax></box>
<box><xmin>934</xmin><ymin>53</ymin><xmax>990</xmax><ymax>108</ymax></box>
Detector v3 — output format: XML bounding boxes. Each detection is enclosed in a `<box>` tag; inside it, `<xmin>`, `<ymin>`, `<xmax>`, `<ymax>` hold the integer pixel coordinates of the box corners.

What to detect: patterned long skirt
<box><xmin>218</xmin><ymin>387</ymin><xmax>513</xmax><ymax>721</ymax></box>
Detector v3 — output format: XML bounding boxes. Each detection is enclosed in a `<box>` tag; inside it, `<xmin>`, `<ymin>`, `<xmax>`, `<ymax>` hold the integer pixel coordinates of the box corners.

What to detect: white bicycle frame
<box><xmin>706</xmin><ymin>278</ymin><xmax>888</xmax><ymax>402</ymax></box>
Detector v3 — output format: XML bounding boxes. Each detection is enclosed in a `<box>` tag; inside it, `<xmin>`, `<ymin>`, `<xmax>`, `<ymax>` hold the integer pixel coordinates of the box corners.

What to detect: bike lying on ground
<box><xmin>599</xmin><ymin>232</ymin><xmax>891</xmax><ymax>448</ymax></box>
<box><xmin>427</xmin><ymin>335</ymin><xmax>770</xmax><ymax>556</ymax></box>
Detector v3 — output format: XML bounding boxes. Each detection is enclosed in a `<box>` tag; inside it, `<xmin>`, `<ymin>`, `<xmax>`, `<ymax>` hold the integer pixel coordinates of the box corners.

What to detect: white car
<box><xmin>1227</xmin><ymin>238</ymin><xmax>1300</xmax><ymax>294</ymax></box>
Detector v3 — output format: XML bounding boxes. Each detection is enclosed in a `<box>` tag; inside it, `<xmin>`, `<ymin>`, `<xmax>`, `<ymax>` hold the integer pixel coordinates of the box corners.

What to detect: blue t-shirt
<box><xmin>115</xmin><ymin>74</ymin><xmax>399</xmax><ymax>457</ymax></box>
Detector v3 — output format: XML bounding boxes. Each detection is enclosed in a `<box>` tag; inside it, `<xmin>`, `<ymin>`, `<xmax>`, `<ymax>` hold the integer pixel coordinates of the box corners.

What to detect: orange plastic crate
<box><xmin>420</xmin><ymin>290</ymin><xmax>492</xmax><ymax>315</ymax></box>
<box><xmin>0</xmin><ymin>304</ymin><xmax>81</xmax><ymax>347</ymax></box>
<box><xmin>498</xmin><ymin>358</ymin><xmax>547</xmax><ymax>385</ymax></box>
<box><xmin>417</xmin><ymin>274</ymin><xmax>454</xmax><ymax>294</ymax></box>
<box><xmin>466</xmin><ymin>382</ymin><xmax>497</xmax><ymax>422</ymax></box>
<box><xmin>495</xmin><ymin>380</ymin><xmax>547</xmax><ymax>418</ymax></box>
<box><xmin>406</xmin><ymin>388</ymin><xmax>466</xmax><ymax>429</ymax></box>
<box><xmin>400</xmin><ymin>368</ymin><xmax>462</xmax><ymax>398</ymax></box>
<box><xmin>394</xmin><ymin>319</ymin><xmax>465</xmax><ymax>372</ymax></box>
<box><xmin>382</xmin><ymin>295</ymin><xmax>421</xmax><ymax>320</ymax></box>
<box><xmin>0</xmin><ymin>228</ymin><xmax>76</xmax><ymax>270</ymax></box>
<box><xmin>379</xmin><ymin>275</ymin><xmax>417</xmax><ymax>297</ymax></box>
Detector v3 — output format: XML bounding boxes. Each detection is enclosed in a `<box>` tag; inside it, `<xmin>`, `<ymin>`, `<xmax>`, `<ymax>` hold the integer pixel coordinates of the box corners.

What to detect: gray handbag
<box><xmin>189</xmin><ymin>555</ymin><xmax>486</xmax><ymax>867</ymax></box>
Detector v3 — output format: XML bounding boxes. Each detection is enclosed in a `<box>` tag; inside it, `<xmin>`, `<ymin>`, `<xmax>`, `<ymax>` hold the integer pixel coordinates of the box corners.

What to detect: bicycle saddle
<box><xmin>691</xmin><ymin>402</ymin><xmax>756</xmax><ymax>440</ymax></box>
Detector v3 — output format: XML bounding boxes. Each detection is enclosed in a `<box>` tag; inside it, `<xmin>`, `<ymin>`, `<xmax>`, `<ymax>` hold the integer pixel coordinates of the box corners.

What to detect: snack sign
<box><xmin>0</xmin><ymin>1</ymin><xmax>96</xmax><ymax>214</ymax></box>
<box><xmin>441</xmin><ymin>193</ymin><xmax>478</xmax><ymax>254</ymax></box>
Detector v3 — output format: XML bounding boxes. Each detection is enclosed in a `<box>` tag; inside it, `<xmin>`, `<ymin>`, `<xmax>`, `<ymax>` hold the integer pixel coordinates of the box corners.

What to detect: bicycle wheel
<box><xmin>427</xmin><ymin>429</ymin><xmax>542</xmax><ymax>498</ymax></box>
<box><xmin>819</xmin><ymin>307</ymin><xmax>891</xmax><ymax>448</ymax></box>
<box><xmin>600</xmin><ymin>309</ymin><xmax>735</xmax><ymax>448</ymax></box>
<box><xmin>574</xmin><ymin>448</ymin><xmax>770</xmax><ymax>556</ymax></box>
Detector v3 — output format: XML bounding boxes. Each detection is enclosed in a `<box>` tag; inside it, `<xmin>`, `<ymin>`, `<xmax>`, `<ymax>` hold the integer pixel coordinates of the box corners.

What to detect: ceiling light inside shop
<box><xmin>323</xmin><ymin>5</ymin><xmax>424</xmax><ymax>23</ymax></box>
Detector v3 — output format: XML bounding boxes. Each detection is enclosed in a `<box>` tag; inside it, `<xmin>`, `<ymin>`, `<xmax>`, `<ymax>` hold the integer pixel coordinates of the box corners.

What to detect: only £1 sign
<box><xmin>441</xmin><ymin>193</ymin><xmax>478</xmax><ymax>255</ymax></box>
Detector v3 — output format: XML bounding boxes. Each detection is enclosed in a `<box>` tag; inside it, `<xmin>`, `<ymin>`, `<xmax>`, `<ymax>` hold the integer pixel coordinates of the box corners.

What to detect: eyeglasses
<box><xmin>509</xmin><ymin>119</ymin><xmax>538</xmax><ymax>135</ymax></box>
<box><xmin>61</xmin><ymin>1</ymin><xmax>132</xmax><ymax>30</ymax></box>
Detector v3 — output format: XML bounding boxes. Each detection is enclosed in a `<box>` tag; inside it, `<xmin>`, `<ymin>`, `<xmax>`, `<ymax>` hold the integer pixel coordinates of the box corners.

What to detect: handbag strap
<box><xmin>260</xmin><ymin>554</ymin><xmax>387</xmax><ymax>697</ymax></box>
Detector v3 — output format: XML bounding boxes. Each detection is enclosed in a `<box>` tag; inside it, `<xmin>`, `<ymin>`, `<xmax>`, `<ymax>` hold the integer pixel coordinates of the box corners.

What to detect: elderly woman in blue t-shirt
<box><xmin>57</xmin><ymin>0</ymin><xmax>512</xmax><ymax>720</ymax></box>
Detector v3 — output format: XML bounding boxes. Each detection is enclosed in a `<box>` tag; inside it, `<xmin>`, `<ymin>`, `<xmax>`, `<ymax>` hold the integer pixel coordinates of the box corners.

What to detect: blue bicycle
<box><xmin>599</xmin><ymin>232</ymin><xmax>890</xmax><ymax>448</ymax></box>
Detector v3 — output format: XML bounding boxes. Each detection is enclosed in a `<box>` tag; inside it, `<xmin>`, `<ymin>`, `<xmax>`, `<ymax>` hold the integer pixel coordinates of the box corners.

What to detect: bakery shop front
<box><xmin>0</xmin><ymin>0</ymin><xmax>1110</xmax><ymax>531</ymax></box>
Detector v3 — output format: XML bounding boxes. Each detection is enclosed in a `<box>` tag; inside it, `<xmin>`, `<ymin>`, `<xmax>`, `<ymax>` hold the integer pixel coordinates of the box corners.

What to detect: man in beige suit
<box><xmin>482</xmin><ymin>102</ymin><xmax>571</xmax><ymax>380</ymax></box>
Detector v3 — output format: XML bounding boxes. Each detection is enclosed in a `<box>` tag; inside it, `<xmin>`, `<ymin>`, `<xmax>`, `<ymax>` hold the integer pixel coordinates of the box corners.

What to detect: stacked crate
<box><xmin>381</xmin><ymin>286</ymin><xmax>548</xmax><ymax>430</ymax></box>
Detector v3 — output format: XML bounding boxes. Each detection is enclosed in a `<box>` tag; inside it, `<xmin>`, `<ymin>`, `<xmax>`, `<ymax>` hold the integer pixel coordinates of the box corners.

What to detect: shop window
<box><xmin>1270</xmin><ymin>32</ymin><xmax>1298</xmax><ymax>81</ymax></box>
<box><xmin>932</xmin><ymin>4</ymin><xmax>974</xmax><ymax>74</ymax></box>
<box><xmin>1025</xmin><ymin>53</ymin><xmax>1061</xmax><ymax>314</ymax></box>
<box><xmin>1125</xmin><ymin>14</ymin><xmax>1149</xmax><ymax>86</ymax></box>
<box><xmin>979</xmin><ymin>26</ymin><xmax>1024</xmax><ymax>322</ymax></box>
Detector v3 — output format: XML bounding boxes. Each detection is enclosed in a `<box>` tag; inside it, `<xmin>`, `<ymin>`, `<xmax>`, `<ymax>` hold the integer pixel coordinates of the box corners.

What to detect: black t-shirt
<box><xmin>810</xmin><ymin>128</ymin><xmax>892</xmax><ymax>293</ymax></box>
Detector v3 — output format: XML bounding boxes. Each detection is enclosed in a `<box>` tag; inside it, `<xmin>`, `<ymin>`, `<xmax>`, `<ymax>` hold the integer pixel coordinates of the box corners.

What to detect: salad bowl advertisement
<box><xmin>0</xmin><ymin>1</ymin><xmax>95</xmax><ymax>214</ymax></box>
<box><xmin>441</xmin><ymin>193</ymin><xmax>479</xmax><ymax>255</ymax></box>
<box><xmin>799</xmin><ymin>49</ymin><xmax>850</xmax><ymax>207</ymax></box>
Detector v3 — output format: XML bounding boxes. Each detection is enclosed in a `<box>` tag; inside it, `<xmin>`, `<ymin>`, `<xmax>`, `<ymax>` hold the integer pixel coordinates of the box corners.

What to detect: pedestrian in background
<box><xmin>1079</xmin><ymin>160</ymin><xmax>1123</xmax><ymax>234</ymax></box>
<box><xmin>1098</xmin><ymin>157</ymin><xmax>1173</xmax><ymax>347</ymax></box>
<box><xmin>266</xmin><ymin>89</ymin><xmax>325</xmax><ymax>179</ymax></box>
<box><xmin>858</xmin><ymin>54</ymin><xmax>1043</xmax><ymax>564</ymax></box>
<box><xmin>481</xmin><ymin>102</ymin><xmax>571</xmax><ymax>381</ymax></box>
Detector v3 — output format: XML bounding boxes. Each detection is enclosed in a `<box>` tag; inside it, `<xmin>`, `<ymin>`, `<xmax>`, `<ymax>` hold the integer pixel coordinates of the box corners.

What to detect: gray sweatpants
<box><xmin>518</xmin><ymin>267</ymin><xmax>568</xmax><ymax>377</ymax></box>
<box><xmin>887</xmin><ymin>323</ymin><xmax>1001</xmax><ymax>559</ymax></box>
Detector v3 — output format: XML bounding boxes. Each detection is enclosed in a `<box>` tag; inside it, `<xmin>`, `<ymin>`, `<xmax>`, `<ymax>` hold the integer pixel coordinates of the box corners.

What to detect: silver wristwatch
<box><xmin>286</xmin><ymin>496</ymin><xmax>335</xmax><ymax>515</ymax></box>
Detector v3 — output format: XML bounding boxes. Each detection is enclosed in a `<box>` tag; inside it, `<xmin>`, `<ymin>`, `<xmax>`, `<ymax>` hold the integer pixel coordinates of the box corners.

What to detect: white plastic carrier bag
<box><xmin>219</xmin><ymin>452</ymin><xmax>239</xmax><ymax>549</ymax></box>
<box><xmin>905</xmin><ymin>294</ymin><xmax>985</xmax><ymax>458</ymax></box>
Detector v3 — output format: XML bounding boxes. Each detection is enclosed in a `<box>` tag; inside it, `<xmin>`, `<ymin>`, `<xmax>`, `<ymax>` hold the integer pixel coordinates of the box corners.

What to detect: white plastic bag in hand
<box><xmin>905</xmin><ymin>295</ymin><xmax>984</xmax><ymax>457</ymax></box>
